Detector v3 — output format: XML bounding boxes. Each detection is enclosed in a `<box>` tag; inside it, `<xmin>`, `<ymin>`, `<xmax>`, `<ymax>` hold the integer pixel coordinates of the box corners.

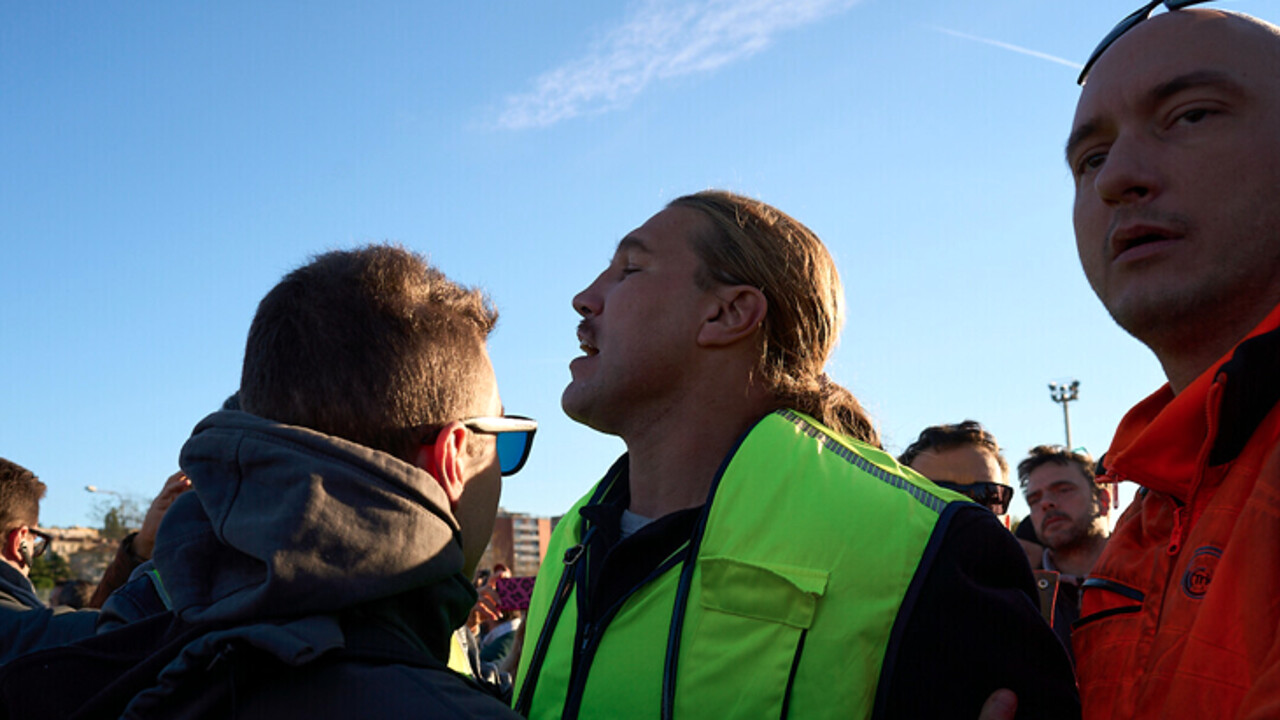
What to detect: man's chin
<box><xmin>1038</xmin><ymin>519</ymin><xmax>1068</xmax><ymax>542</ymax></box>
<box><xmin>561</xmin><ymin>384</ymin><xmax>588</xmax><ymax>421</ymax></box>
<box><xmin>1103</xmin><ymin>286</ymin><xmax>1207</xmax><ymax>349</ymax></box>
<box><xmin>561</xmin><ymin>389</ymin><xmax>625</xmax><ymax>437</ymax></box>
<box><xmin>1044</xmin><ymin>527</ymin><xmax>1085</xmax><ymax>552</ymax></box>
<box><xmin>562</xmin><ymin>387</ymin><xmax>598</xmax><ymax>427</ymax></box>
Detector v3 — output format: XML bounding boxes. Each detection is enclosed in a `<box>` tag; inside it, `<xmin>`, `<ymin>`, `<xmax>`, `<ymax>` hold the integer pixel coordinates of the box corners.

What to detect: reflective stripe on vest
<box><xmin>517</xmin><ymin>410</ymin><xmax>964</xmax><ymax>719</ymax></box>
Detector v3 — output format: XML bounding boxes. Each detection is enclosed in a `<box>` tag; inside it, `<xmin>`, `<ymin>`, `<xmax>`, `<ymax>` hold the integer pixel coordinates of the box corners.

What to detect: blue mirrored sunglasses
<box><xmin>464</xmin><ymin>415</ymin><xmax>538</xmax><ymax>476</ymax></box>
<box><xmin>1078</xmin><ymin>0</ymin><xmax>1216</xmax><ymax>85</ymax></box>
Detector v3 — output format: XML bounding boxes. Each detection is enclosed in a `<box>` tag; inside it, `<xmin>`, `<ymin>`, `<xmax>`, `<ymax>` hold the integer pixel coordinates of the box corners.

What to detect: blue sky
<box><xmin>4</xmin><ymin>0</ymin><xmax>1274</xmax><ymax>527</ymax></box>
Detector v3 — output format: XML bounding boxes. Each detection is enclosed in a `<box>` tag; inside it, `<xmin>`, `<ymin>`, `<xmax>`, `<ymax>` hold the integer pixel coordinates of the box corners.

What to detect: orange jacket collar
<box><xmin>1105</xmin><ymin>302</ymin><xmax>1280</xmax><ymax>501</ymax></box>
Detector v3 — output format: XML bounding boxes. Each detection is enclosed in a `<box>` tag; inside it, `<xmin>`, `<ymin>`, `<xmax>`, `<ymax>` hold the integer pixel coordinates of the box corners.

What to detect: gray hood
<box><xmin>155</xmin><ymin>410</ymin><xmax>471</xmax><ymax>625</ymax></box>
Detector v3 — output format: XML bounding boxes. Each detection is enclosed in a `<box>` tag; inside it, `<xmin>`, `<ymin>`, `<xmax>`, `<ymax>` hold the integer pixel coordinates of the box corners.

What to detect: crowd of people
<box><xmin>1</xmin><ymin>4</ymin><xmax>1279</xmax><ymax>718</ymax></box>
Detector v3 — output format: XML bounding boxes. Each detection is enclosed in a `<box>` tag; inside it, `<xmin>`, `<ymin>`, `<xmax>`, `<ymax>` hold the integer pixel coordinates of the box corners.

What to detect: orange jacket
<box><xmin>1075</xmin><ymin>302</ymin><xmax>1280</xmax><ymax>720</ymax></box>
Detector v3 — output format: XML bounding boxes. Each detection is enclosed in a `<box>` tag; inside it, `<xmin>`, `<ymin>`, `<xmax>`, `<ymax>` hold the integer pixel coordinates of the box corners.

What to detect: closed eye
<box><xmin>1174</xmin><ymin>107</ymin><xmax>1215</xmax><ymax>126</ymax></box>
<box><xmin>1074</xmin><ymin>149</ymin><xmax>1108</xmax><ymax>178</ymax></box>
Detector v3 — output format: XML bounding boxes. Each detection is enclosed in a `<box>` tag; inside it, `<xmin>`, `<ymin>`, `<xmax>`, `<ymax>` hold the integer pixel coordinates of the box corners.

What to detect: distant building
<box><xmin>44</xmin><ymin>526</ymin><xmax>109</xmax><ymax>557</ymax></box>
<box><xmin>44</xmin><ymin>525</ymin><xmax>127</xmax><ymax>584</ymax></box>
<box><xmin>479</xmin><ymin>509</ymin><xmax>554</xmax><ymax>577</ymax></box>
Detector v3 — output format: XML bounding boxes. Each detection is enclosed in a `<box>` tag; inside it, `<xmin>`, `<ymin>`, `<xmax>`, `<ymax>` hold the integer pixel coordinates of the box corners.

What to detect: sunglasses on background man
<box><xmin>932</xmin><ymin>481</ymin><xmax>1014</xmax><ymax>515</ymax></box>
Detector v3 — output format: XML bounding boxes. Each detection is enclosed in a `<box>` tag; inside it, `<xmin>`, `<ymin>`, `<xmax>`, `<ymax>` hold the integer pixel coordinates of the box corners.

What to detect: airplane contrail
<box><xmin>933</xmin><ymin>26</ymin><xmax>1083</xmax><ymax>70</ymax></box>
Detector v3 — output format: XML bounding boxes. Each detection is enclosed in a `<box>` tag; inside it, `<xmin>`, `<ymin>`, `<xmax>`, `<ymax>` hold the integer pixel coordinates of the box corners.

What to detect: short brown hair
<box><xmin>669</xmin><ymin>190</ymin><xmax>879</xmax><ymax>447</ymax></box>
<box><xmin>897</xmin><ymin>420</ymin><xmax>1009</xmax><ymax>480</ymax></box>
<box><xmin>239</xmin><ymin>245</ymin><xmax>498</xmax><ymax>459</ymax></box>
<box><xmin>0</xmin><ymin>458</ymin><xmax>46</xmax><ymax>534</ymax></box>
<box><xmin>1017</xmin><ymin>445</ymin><xmax>1097</xmax><ymax>489</ymax></box>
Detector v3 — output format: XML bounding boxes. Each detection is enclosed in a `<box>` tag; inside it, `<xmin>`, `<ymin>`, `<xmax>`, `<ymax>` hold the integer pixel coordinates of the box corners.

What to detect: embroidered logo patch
<box><xmin>1181</xmin><ymin>546</ymin><xmax>1222</xmax><ymax>600</ymax></box>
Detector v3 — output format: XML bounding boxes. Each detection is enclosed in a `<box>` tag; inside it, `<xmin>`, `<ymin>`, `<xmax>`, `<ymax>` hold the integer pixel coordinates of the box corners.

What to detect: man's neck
<box><xmin>622</xmin><ymin>400</ymin><xmax>773</xmax><ymax>520</ymax></box>
<box><xmin>0</xmin><ymin>557</ymin><xmax>27</xmax><ymax>580</ymax></box>
<box><xmin>1161</xmin><ymin>343</ymin><xmax>1238</xmax><ymax>395</ymax></box>
<box><xmin>1046</xmin><ymin>534</ymin><xmax>1108</xmax><ymax>578</ymax></box>
<box><xmin>1154</xmin><ymin>297</ymin><xmax>1280</xmax><ymax>394</ymax></box>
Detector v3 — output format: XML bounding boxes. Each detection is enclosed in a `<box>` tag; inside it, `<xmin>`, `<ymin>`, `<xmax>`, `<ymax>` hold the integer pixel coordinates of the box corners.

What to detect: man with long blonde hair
<box><xmin>516</xmin><ymin>191</ymin><xmax>1076</xmax><ymax>719</ymax></box>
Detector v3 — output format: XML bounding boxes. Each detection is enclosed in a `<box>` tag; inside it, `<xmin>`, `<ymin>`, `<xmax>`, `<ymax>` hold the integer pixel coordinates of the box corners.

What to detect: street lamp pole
<box><xmin>85</xmin><ymin>485</ymin><xmax>122</xmax><ymax>498</ymax></box>
<box><xmin>1048</xmin><ymin>380</ymin><xmax>1080</xmax><ymax>448</ymax></box>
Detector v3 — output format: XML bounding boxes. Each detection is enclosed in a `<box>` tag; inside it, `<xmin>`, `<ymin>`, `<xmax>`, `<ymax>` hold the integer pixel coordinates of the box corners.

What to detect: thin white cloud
<box><xmin>933</xmin><ymin>26</ymin><xmax>1083</xmax><ymax>70</ymax></box>
<box><xmin>496</xmin><ymin>0</ymin><xmax>862</xmax><ymax>130</ymax></box>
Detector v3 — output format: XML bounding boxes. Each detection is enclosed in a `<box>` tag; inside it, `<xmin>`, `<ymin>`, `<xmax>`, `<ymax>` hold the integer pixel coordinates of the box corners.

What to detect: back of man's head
<box><xmin>239</xmin><ymin>244</ymin><xmax>498</xmax><ymax>460</ymax></box>
<box><xmin>669</xmin><ymin>190</ymin><xmax>879</xmax><ymax>446</ymax></box>
<box><xmin>0</xmin><ymin>458</ymin><xmax>46</xmax><ymax>535</ymax></box>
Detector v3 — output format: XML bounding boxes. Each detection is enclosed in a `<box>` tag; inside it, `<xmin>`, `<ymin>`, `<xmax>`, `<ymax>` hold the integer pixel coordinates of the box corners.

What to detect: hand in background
<box><xmin>132</xmin><ymin>471</ymin><xmax>193</xmax><ymax>559</ymax></box>
<box><xmin>467</xmin><ymin>587</ymin><xmax>501</xmax><ymax>634</ymax></box>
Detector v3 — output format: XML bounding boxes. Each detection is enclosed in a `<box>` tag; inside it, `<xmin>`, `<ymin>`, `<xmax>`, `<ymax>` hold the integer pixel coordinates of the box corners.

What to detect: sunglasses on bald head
<box><xmin>933</xmin><ymin>481</ymin><xmax>1014</xmax><ymax>515</ymax></box>
<box><xmin>1078</xmin><ymin>0</ymin><xmax>1217</xmax><ymax>85</ymax></box>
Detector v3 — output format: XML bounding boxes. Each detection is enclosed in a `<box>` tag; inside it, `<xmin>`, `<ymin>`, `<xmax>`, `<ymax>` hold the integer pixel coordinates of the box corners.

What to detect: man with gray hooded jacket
<box><xmin>117</xmin><ymin>245</ymin><xmax>534</xmax><ymax>717</ymax></box>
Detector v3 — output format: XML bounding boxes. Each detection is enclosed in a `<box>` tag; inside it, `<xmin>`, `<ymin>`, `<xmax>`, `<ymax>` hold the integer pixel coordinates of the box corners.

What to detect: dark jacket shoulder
<box><xmin>881</xmin><ymin>504</ymin><xmax>1080</xmax><ymax>720</ymax></box>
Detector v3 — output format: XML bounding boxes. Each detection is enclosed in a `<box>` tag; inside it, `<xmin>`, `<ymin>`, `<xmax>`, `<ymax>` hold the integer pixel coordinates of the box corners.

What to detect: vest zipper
<box><xmin>513</xmin><ymin>528</ymin><xmax>595</xmax><ymax>716</ymax></box>
<box><xmin>560</xmin><ymin>546</ymin><xmax>690</xmax><ymax>720</ymax></box>
<box><xmin>1167</xmin><ymin>500</ymin><xmax>1186</xmax><ymax>556</ymax></box>
<box><xmin>532</xmin><ymin>443</ymin><xmax>741</xmax><ymax>720</ymax></box>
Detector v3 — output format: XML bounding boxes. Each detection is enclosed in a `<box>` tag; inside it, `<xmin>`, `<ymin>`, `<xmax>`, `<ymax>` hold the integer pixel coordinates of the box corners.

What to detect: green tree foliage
<box><xmin>94</xmin><ymin>496</ymin><xmax>145</xmax><ymax>541</ymax></box>
<box><xmin>102</xmin><ymin>507</ymin><xmax>127</xmax><ymax>541</ymax></box>
<box><xmin>28</xmin><ymin>550</ymin><xmax>72</xmax><ymax>591</ymax></box>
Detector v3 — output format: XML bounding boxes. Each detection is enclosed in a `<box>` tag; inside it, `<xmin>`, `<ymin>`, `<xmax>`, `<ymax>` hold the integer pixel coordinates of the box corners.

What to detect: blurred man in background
<box><xmin>1018</xmin><ymin>445</ymin><xmax>1109</xmax><ymax>656</ymax></box>
<box><xmin>899</xmin><ymin>420</ymin><xmax>1014</xmax><ymax>520</ymax></box>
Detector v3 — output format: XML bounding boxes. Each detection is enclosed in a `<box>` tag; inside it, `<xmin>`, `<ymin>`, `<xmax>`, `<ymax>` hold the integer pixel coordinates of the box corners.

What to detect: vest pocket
<box><xmin>698</xmin><ymin>557</ymin><xmax>828</xmax><ymax>628</ymax></box>
<box><xmin>679</xmin><ymin>558</ymin><xmax>828</xmax><ymax>718</ymax></box>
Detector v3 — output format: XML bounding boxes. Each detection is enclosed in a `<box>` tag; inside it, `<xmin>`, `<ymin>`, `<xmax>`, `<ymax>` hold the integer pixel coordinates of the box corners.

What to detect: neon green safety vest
<box><xmin>515</xmin><ymin>409</ymin><xmax>969</xmax><ymax>719</ymax></box>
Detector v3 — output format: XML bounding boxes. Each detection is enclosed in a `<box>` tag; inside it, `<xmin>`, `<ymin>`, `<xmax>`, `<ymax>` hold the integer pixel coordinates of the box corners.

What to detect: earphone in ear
<box><xmin>18</xmin><ymin>542</ymin><xmax>32</xmax><ymax>566</ymax></box>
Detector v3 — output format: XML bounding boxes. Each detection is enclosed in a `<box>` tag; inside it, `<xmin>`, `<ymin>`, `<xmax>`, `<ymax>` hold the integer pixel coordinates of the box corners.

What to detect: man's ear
<box><xmin>697</xmin><ymin>285</ymin><xmax>767</xmax><ymax>348</ymax></box>
<box><xmin>413</xmin><ymin>422</ymin><xmax>468</xmax><ymax>508</ymax></box>
<box><xmin>1095</xmin><ymin>485</ymin><xmax>1112</xmax><ymax>516</ymax></box>
<box><xmin>3</xmin><ymin>527</ymin><xmax>25</xmax><ymax>566</ymax></box>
